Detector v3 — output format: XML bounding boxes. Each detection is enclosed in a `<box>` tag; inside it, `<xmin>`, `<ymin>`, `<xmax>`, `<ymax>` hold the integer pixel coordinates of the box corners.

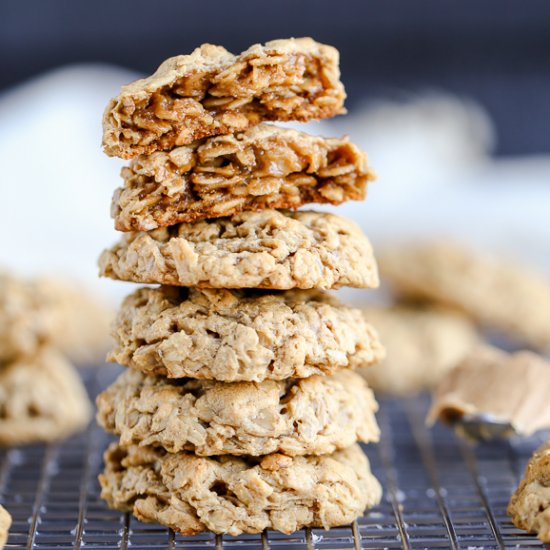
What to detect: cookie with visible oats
<box><xmin>379</xmin><ymin>241</ymin><xmax>550</xmax><ymax>350</ymax></box>
<box><xmin>103</xmin><ymin>38</ymin><xmax>346</xmax><ymax>159</ymax></box>
<box><xmin>0</xmin><ymin>347</ymin><xmax>91</xmax><ymax>445</ymax></box>
<box><xmin>99</xmin><ymin>442</ymin><xmax>381</xmax><ymax>535</ymax></box>
<box><xmin>113</xmin><ymin>124</ymin><xmax>374</xmax><ymax>231</ymax></box>
<box><xmin>508</xmin><ymin>440</ymin><xmax>550</xmax><ymax>543</ymax></box>
<box><xmin>98</xmin><ymin>210</ymin><xmax>379</xmax><ymax>290</ymax></box>
<box><xmin>97</xmin><ymin>368</ymin><xmax>379</xmax><ymax>457</ymax></box>
<box><xmin>108</xmin><ymin>286</ymin><xmax>384</xmax><ymax>382</ymax></box>
<box><xmin>360</xmin><ymin>305</ymin><xmax>478</xmax><ymax>395</ymax></box>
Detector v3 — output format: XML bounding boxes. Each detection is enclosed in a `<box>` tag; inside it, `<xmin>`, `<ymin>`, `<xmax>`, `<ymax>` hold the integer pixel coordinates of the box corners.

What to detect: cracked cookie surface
<box><xmin>103</xmin><ymin>38</ymin><xmax>345</xmax><ymax>158</ymax></box>
<box><xmin>0</xmin><ymin>347</ymin><xmax>91</xmax><ymax>445</ymax></box>
<box><xmin>108</xmin><ymin>286</ymin><xmax>384</xmax><ymax>381</ymax></box>
<box><xmin>97</xmin><ymin>368</ymin><xmax>379</xmax><ymax>456</ymax></box>
<box><xmin>379</xmin><ymin>241</ymin><xmax>550</xmax><ymax>350</ymax></box>
<box><xmin>508</xmin><ymin>441</ymin><xmax>550</xmax><ymax>543</ymax></box>
<box><xmin>100</xmin><ymin>443</ymin><xmax>381</xmax><ymax>535</ymax></box>
<box><xmin>113</xmin><ymin>124</ymin><xmax>374</xmax><ymax>231</ymax></box>
<box><xmin>99</xmin><ymin>209</ymin><xmax>379</xmax><ymax>290</ymax></box>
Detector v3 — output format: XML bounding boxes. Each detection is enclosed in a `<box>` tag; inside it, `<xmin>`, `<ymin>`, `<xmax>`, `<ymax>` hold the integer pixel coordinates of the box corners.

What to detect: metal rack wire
<box><xmin>1</xmin><ymin>364</ymin><xmax>546</xmax><ymax>549</ymax></box>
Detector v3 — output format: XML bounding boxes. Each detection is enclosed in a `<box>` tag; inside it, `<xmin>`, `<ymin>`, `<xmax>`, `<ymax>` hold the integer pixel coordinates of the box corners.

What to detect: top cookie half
<box><xmin>103</xmin><ymin>38</ymin><xmax>346</xmax><ymax>159</ymax></box>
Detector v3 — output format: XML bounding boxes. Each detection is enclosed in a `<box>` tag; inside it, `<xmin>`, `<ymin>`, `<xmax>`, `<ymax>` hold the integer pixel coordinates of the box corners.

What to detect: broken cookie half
<box><xmin>112</xmin><ymin>124</ymin><xmax>374</xmax><ymax>231</ymax></box>
<box><xmin>427</xmin><ymin>345</ymin><xmax>550</xmax><ymax>440</ymax></box>
<box><xmin>103</xmin><ymin>38</ymin><xmax>346</xmax><ymax>159</ymax></box>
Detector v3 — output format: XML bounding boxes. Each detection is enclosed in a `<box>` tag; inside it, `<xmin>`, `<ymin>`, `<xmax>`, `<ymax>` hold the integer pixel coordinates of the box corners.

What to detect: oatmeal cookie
<box><xmin>379</xmin><ymin>241</ymin><xmax>550</xmax><ymax>350</ymax></box>
<box><xmin>108</xmin><ymin>286</ymin><xmax>384</xmax><ymax>381</ymax></box>
<box><xmin>103</xmin><ymin>38</ymin><xmax>346</xmax><ymax>158</ymax></box>
<box><xmin>427</xmin><ymin>345</ymin><xmax>550</xmax><ymax>437</ymax></box>
<box><xmin>97</xmin><ymin>369</ymin><xmax>379</xmax><ymax>457</ymax></box>
<box><xmin>113</xmin><ymin>124</ymin><xmax>374</xmax><ymax>231</ymax></box>
<box><xmin>0</xmin><ymin>272</ymin><xmax>112</xmax><ymax>364</ymax></box>
<box><xmin>100</xmin><ymin>443</ymin><xmax>381</xmax><ymax>535</ymax></box>
<box><xmin>0</xmin><ymin>347</ymin><xmax>91</xmax><ymax>445</ymax></box>
<box><xmin>98</xmin><ymin>210</ymin><xmax>379</xmax><ymax>290</ymax></box>
<box><xmin>0</xmin><ymin>505</ymin><xmax>10</xmax><ymax>548</ymax></box>
<box><xmin>508</xmin><ymin>441</ymin><xmax>550</xmax><ymax>543</ymax></box>
<box><xmin>360</xmin><ymin>305</ymin><xmax>478</xmax><ymax>395</ymax></box>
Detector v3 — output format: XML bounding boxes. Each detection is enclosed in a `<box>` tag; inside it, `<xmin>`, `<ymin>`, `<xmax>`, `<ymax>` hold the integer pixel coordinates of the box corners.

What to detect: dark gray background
<box><xmin>2</xmin><ymin>0</ymin><xmax>550</xmax><ymax>155</ymax></box>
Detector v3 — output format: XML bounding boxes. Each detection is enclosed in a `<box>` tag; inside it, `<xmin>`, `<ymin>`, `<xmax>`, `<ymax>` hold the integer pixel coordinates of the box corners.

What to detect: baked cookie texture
<box><xmin>97</xmin><ymin>369</ymin><xmax>379</xmax><ymax>457</ymax></box>
<box><xmin>98</xmin><ymin>37</ymin><xmax>382</xmax><ymax>536</ymax></box>
<box><xmin>427</xmin><ymin>345</ymin><xmax>550</xmax><ymax>437</ymax></box>
<box><xmin>99</xmin><ymin>209</ymin><xmax>379</xmax><ymax>290</ymax></box>
<box><xmin>100</xmin><ymin>442</ymin><xmax>381</xmax><ymax>535</ymax></box>
<box><xmin>508</xmin><ymin>441</ymin><xmax>550</xmax><ymax>543</ymax></box>
<box><xmin>0</xmin><ymin>347</ymin><xmax>91</xmax><ymax>445</ymax></box>
<box><xmin>360</xmin><ymin>305</ymin><xmax>478</xmax><ymax>395</ymax></box>
<box><xmin>0</xmin><ymin>272</ymin><xmax>112</xmax><ymax>364</ymax></box>
<box><xmin>103</xmin><ymin>38</ymin><xmax>346</xmax><ymax>159</ymax></box>
<box><xmin>0</xmin><ymin>504</ymin><xmax>10</xmax><ymax>548</ymax></box>
<box><xmin>379</xmin><ymin>241</ymin><xmax>550</xmax><ymax>350</ymax></box>
<box><xmin>108</xmin><ymin>286</ymin><xmax>385</xmax><ymax>382</ymax></box>
<box><xmin>113</xmin><ymin>124</ymin><xmax>374</xmax><ymax>231</ymax></box>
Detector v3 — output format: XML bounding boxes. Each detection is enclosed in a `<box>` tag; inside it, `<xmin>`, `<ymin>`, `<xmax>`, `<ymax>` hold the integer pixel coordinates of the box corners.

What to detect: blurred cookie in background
<box><xmin>0</xmin><ymin>271</ymin><xmax>113</xmax><ymax>364</ymax></box>
<box><xmin>379</xmin><ymin>240</ymin><xmax>550</xmax><ymax>351</ymax></box>
<box><xmin>0</xmin><ymin>347</ymin><xmax>91</xmax><ymax>445</ymax></box>
<box><xmin>427</xmin><ymin>345</ymin><xmax>550</xmax><ymax>440</ymax></box>
<box><xmin>0</xmin><ymin>271</ymin><xmax>107</xmax><ymax>446</ymax></box>
<box><xmin>360</xmin><ymin>304</ymin><xmax>478</xmax><ymax>395</ymax></box>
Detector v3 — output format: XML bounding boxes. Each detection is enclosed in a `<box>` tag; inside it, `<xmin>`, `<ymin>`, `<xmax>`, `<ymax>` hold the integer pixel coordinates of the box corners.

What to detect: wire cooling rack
<box><xmin>0</xmin><ymin>364</ymin><xmax>547</xmax><ymax>549</ymax></box>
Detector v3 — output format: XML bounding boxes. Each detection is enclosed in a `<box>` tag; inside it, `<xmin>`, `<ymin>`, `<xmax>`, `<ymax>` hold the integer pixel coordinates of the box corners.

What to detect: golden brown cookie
<box><xmin>99</xmin><ymin>210</ymin><xmax>379</xmax><ymax>290</ymax></box>
<box><xmin>100</xmin><ymin>443</ymin><xmax>381</xmax><ymax>535</ymax></box>
<box><xmin>97</xmin><ymin>368</ymin><xmax>379</xmax><ymax>457</ymax></box>
<box><xmin>360</xmin><ymin>305</ymin><xmax>478</xmax><ymax>395</ymax></box>
<box><xmin>508</xmin><ymin>441</ymin><xmax>550</xmax><ymax>543</ymax></box>
<box><xmin>379</xmin><ymin>241</ymin><xmax>550</xmax><ymax>350</ymax></box>
<box><xmin>103</xmin><ymin>38</ymin><xmax>346</xmax><ymax>159</ymax></box>
<box><xmin>427</xmin><ymin>345</ymin><xmax>550</xmax><ymax>437</ymax></box>
<box><xmin>0</xmin><ymin>505</ymin><xmax>10</xmax><ymax>549</ymax></box>
<box><xmin>113</xmin><ymin>124</ymin><xmax>374</xmax><ymax>231</ymax></box>
<box><xmin>0</xmin><ymin>347</ymin><xmax>91</xmax><ymax>445</ymax></box>
<box><xmin>108</xmin><ymin>286</ymin><xmax>384</xmax><ymax>382</ymax></box>
<box><xmin>0</xmin><ymin>272</ymin><xmax>112</xmax><ymax>364</ymax></box>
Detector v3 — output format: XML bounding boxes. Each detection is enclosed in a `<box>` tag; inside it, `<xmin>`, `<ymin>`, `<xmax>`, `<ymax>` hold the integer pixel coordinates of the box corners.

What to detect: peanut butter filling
<box><xmin>113</xmin><ymin>125</ymin><xmax>373</xmax><ymax>231</ymax></box>
<box><xmin>103</xmin><ymin>39</ymin><xmax>345</xmax><ymax>158</ymax></box>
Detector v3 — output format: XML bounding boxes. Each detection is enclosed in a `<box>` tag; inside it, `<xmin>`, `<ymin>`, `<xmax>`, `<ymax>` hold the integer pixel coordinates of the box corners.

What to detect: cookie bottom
<box><xmin>100</xmin><ymin>443</ymin><xmax>382</xmax><ymax>535</ymax></box>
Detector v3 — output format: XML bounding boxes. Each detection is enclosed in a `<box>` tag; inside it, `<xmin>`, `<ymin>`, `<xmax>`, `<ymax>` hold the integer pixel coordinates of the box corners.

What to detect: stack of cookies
<box><xmin>96</xmin><ymin>38</ymin><xmax>385</xmax><ymax>536</ymax></box>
